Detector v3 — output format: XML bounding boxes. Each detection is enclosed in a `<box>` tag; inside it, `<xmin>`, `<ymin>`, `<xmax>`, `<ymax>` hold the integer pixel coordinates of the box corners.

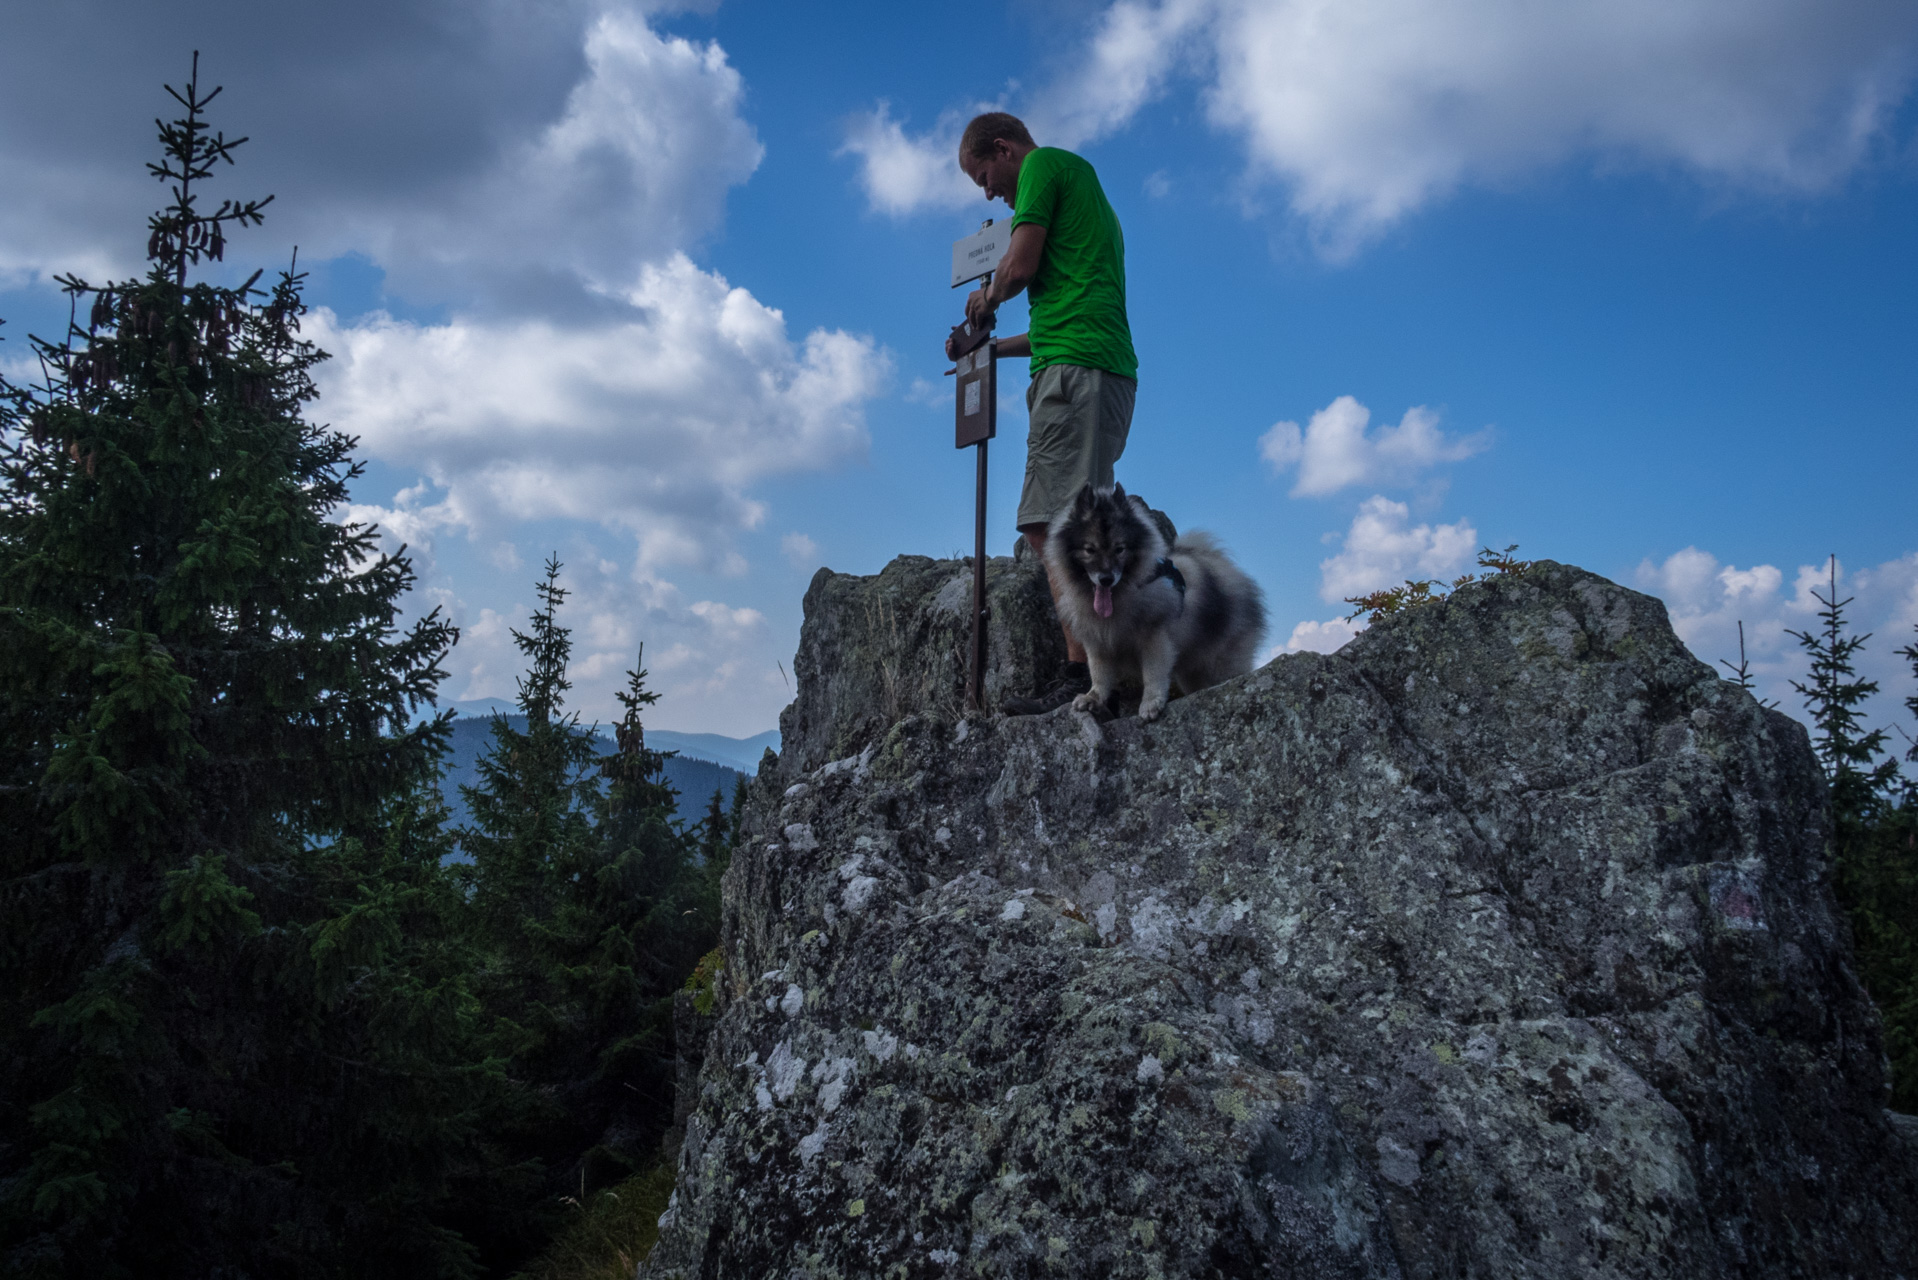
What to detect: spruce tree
<box><xmin>700</xmin><ymin>784</ymin><xmax>729</xmax><ymax>866</ymax></box>
<box><xmin>1785</xmin><ymin>558</ymin><xmax>1917</xmax><ymax>1111</ymax></box>
<box><xmin>0</xmin><ymin>59</ymin><xmax>521</xmax><ymax>1277</ymax></box>
<box><xmin>459</xmin><ymin>557</ymin><xmax>605</xmax><ymax>965</ymax></box>
<box><xmin>1787</xmin><ymin>558</ymin><xmax>1900</xmax><ymax>818</ymax></box>
<box><xmin>697</xmin><ymin>782</ymin><xmax>737</xmax><ymax>898</ymax></box>
<box><xmin>460</xmin><ymin>563</ymin><xmax>715</xmax><ymax>1202</ymax></box>
<box><xmin>1840</xmin><ymin>627</ymin><xmax>1918</xmax><ymax>1112</ymax></box>
<box><xmin>588</xmin><ymin>650</ymin><xmax>721</xmax><ymax>1163</ymax></box>
<box><xmin>730</xmin><ymin>772</ymin><xmax>752</xmax><ymax>848</ymax></box>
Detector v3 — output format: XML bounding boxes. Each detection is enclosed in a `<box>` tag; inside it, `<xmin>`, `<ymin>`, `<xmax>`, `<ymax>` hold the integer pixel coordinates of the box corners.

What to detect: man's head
<box><xmin>958</xmin><ymin>112</ymin><xmax>1035</xmax><ymax>205</ymax></box>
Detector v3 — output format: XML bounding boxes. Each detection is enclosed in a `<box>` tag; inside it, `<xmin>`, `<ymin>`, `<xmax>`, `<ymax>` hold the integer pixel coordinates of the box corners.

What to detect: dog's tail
<box><xmin>1169</xmin><ymin>530</ymin><xmax>1268</xmax><ymax>661</ymax></box>
<box><xmin>1169</xmin><ymin>529</ymin><xmax>1220</xmax><ymax>556</ymax></box>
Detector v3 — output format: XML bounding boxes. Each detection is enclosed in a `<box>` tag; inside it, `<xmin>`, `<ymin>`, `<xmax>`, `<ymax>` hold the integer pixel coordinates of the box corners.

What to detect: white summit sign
<box><xmin>950</xmin><ymin>219</ymin><xmax>1011</xmax><ymax>289</ymax></box>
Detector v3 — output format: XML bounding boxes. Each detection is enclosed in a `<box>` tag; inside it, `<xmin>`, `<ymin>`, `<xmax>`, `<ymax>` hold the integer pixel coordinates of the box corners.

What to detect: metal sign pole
<box><xmin>970</xmin><ymin>327</ymin><xmax>992</xmax><ymax>713</ymax></box>
<box><xmin>950</xmin><ymin>219</ymin><xmax>1009</xmax><ymax>712</ymax></box>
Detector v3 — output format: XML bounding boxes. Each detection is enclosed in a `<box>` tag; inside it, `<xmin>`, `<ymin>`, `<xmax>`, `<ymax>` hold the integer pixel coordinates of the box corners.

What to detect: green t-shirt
<box><xmin>1009</xmin><ymin>147</ymin><xmax>1137</xmax><ymax>380</ymax></box>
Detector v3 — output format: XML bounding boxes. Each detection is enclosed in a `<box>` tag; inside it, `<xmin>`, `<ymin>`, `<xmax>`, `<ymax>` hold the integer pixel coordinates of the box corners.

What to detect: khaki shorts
<box><xmin>1016</xmin><ymin>363</ymin><xmax>1137</xmax><ymax>529</ymax></box>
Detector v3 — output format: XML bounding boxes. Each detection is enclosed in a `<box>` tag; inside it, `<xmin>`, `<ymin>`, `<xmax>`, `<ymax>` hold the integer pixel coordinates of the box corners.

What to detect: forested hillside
<box><xmin>0</xmin><ymin>63</ymin><xmax>738</xmax><ymax>1279</ymax></box>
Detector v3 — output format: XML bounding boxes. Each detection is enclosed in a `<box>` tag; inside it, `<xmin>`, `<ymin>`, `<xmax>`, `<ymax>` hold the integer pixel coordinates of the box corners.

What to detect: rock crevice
<box><xmin>646</xmin><ymin>556</ymin><xmax>1916</xmax><ymax>1279</ymax></box>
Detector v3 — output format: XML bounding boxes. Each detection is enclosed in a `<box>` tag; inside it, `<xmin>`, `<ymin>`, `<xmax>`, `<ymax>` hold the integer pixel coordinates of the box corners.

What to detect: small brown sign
<box><xmin>954</xmin><ymin>342</ymin><xmax>995</xmax><ymax>448</ymax></box>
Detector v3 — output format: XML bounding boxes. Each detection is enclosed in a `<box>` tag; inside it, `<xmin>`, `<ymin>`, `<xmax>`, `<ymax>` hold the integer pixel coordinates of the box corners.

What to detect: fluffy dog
<box><xmin>1045</xmin><ymin>483</ymin><xmax>1267</xmax><ymax>721</ymax></box>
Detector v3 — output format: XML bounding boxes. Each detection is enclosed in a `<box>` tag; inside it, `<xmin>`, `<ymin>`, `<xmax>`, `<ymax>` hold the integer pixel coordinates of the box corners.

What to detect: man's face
<box><xmin>961</xmin><ymin>140</ymin><xmax>1022</xmax><ymax>205</ymax></box>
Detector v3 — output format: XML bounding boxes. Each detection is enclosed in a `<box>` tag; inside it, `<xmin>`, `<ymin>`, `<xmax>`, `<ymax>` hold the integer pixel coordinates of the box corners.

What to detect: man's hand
<box><xmin>943</xmin><ymin>318</ymin><xmax>989</xmax><ymax>360</ymax></box>
<box><xmin>944</xmin><ymin>329</ymin><xmax>1030</xmax><ymax>362</ymax></box>
<box><xmin>960</xmin><ymin>223</ymin><xmax>1047</xmax><ymax>336</ymax></box>
<box><xmin>964</xmin><ymin>285</ymin><xmax>995</xmax><ymax>332</ymax></box>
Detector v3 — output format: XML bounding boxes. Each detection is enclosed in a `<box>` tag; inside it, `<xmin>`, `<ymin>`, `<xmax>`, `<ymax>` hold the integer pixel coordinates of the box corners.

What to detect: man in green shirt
<box><xmin>946</xmin><ymin>112</ymin><xmax>1139</xmax><ymax>713</ymax></box>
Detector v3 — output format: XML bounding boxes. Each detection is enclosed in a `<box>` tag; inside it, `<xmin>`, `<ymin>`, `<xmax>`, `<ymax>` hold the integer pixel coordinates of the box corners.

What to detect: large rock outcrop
<box><xmin>646</xmin><ymin>555</ymin><xmax>1918</xmax><ymax>1278</ymax></box>
<box><xmin>776</xmin><ymin>547</ymin><xmax>1066</xmax><ymax>773</ymax></box>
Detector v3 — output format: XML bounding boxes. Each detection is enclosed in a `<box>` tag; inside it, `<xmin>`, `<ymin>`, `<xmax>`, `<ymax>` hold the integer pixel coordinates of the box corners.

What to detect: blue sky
<box><xmin>3</xmin><ymin>0</ymin><xmax>1917</xmax><ymax>741</ymax></box>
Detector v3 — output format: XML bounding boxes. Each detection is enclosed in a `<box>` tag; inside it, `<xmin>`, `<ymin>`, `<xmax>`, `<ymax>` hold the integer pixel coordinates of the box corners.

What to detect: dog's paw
<box><xmin>1072</xmin><ymin>691</ymin><xmax>1104</xmax><ymax>713</ymax></box>
<box><xmin>1138</xmin><ymin>697</ymin><xmax>1167</xmax><ymax>722</ymax></box>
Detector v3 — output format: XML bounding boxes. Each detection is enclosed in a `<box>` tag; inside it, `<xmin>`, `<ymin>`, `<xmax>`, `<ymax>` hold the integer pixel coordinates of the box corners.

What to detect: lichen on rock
<box><xmin>645</xmin><ymin>557</ymin><xmax>1918</xmax><ymax>1278</ymax></box>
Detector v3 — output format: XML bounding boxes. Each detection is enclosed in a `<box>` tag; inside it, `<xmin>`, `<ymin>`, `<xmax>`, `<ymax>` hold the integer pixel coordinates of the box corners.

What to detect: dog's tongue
<box><xmin>1093</xmin><ymin>583</ymin><xmax>1113</xmax><ymax>618</ymax></box>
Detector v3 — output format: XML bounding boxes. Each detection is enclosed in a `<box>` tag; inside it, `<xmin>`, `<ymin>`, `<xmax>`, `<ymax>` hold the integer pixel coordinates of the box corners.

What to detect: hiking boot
<box><xmin>999</xmin><ymin>662</ymin><xmax>1091</xmax><ymax>717</ymax></box>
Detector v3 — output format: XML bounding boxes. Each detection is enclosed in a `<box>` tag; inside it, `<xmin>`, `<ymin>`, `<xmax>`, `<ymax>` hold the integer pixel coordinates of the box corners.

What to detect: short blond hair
<box><xmin>959</xmin><ymin>112</ymin><xmax>1034</xmax><ymax>162</ymax></box>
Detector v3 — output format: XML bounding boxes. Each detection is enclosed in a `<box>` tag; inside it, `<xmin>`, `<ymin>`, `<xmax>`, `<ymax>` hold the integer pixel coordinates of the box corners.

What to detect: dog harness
<box><xmin>1145</xmin><ymin>557</ymin><xmax>1186</xmax><ymax>613</ymax></box>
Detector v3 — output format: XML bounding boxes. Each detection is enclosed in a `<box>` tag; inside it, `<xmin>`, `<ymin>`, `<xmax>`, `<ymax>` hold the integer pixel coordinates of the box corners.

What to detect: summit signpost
<box><xmin>951</xmin><ymin>220</ymin><xmax>1011</xmax><ymax>291</ymax></box>
<box><xmin>949</xmin><ymin>218</ymin><xmax>1007</xmax><ymax>711</ymax></box>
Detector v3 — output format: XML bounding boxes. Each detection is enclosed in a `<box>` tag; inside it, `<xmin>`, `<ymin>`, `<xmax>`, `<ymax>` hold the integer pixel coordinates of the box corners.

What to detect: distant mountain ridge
<box><xmin>436</xmin><ymin>699</ymin><xmax>779</xmax><ymax>773</ymax></box>
<box><xmin>435</xmin><ymin>710</ymin><xmax>778</xmax><ymax>836</ymax></box>
<box><xmin>645</xmin><ymin>729</ymin><xmax>782</xmax><ymax>774</ymax></box>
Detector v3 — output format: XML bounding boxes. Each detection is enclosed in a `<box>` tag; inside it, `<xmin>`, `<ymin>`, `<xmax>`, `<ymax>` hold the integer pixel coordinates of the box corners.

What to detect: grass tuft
<box><xmin>685</xmin><ymin>947</ymin><xmax>725</xmax><ymax>1015</ymax></box>
<box><xmin>513</xmin><ymin>1163</ymin><xmax>678</xmax><ymax>1280</ymax></box>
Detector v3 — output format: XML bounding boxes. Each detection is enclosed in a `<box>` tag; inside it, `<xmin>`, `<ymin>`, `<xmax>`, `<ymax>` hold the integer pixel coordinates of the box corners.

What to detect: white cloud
<box><xmin>905</xmin><ymin>376</ymin><xmax>949</xmax><ymax>407</ymax></box>
<box><xmin>1636</xmin><ymin>546</ymin><xmax>1798</xmax><ymax>689</ymax></box>
<box><xmin>1635</xmin><ymin>547</ymin><xmax>1918</xmax><ymax>738</ymax></box>
<box><xmin>1027</xmin><ymin>0</ymin><xmax>1918</xmax><ymax>251</ymax></box>
<box><xmin>0</xmin><ymin>5</ymin><xmax>764</xmax><ymax>303</ymax></box>
<box><xmin>436</xmin><ymin>546</ymin><xmax>786</xmax><ymax>736</ymax></box>
<box><xmin>0</xmin><ymin>4</ymin><xmax>861</xmax><ymax>738</ymax></box>
<box><xmin>1266</xmin><ymin>616</ymin><xmax>1366</xmax><ymax>663</ymax></box>
<box><xmin>1317</xmin><ymin>495</ymin><xmax>1477</xmax><ymax>602</ymax></box>
<box><xmin>1032</xmin><ymin>0</ymin><xmax>1213</xmax><ymax>148</ymax></box>
<box><xmin>1260</xmin><ymin>395</ymin><xmax>1489</xmax><ymax>496</ymax></box>
<box><xmin>781</xmin><ymin>532</ymin><xmax>821</xmax><ymax>570</ymax></box>
<box><xmin>339</xmin><ymin>482</ymin><xmax>463</xmax><ymax>574</ymax></box>
<box><xmin>376</xmin><ymin>9</ymin><xmax>763</xmax><ymax>301</ymax></box>
<box><xmin>839</xmin><ymin>103</ymin><xmax>983</xmax><ymax>217</ymax></box>
<box><xmin>833</xmin><ymin>0</ymin><xmax>1200</xmax><ymax>218</ymax></box>
<box><xmin>8</xmin><ymin>4</ymin><xmax>862</xmax><ymax>588</ymax></box>
<box><xmin>309</xmin><ymin>253</ymin><xmax>889</xmax><ymax>573</ymax></box>
<box><xmin>688</xmin><ymin>598</ymin><xmax>764</xmax><ymax>638</ymax></box>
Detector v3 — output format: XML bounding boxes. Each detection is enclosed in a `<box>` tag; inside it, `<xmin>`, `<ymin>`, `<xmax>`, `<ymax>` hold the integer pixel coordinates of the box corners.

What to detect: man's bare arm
<box><xmin>964</xmin><ymin>223</ymin><xmax>1047</xmax><ymax>329</ymax></box>
<box><xmin>944</xmin><ymin>330</ymin><xmax>1031</xmax><ymax>361</ymax></box>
